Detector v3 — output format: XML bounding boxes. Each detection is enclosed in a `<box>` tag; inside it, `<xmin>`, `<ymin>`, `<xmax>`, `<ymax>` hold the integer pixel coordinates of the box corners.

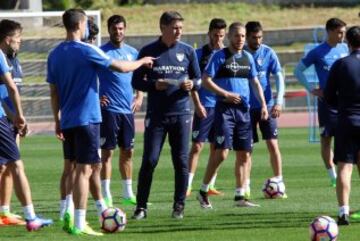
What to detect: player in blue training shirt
<box><xmin>98</xmin><ymin>15</ymin><xmax>141</xmax><ymax>207</ymax></box>
<box><xmin>244</xmin><ymin>21</ymin><xmax>286</xmax><ymax>199</ymax></box>
<box><xmin>57</xmin><ymin>17</ymin><xmax>102</xmax><ymax>222</ymax></box>
<box><xmin>324</xmin><ymin>26</ymin><xmax>360</xmax><ymax>225</ymax></box>
<box><xmin>0</xmin><ymin>19</ymin><xmax>53</xmax><ymax>231</ymax></box>
<box><xmin>132</xmin><ymin>11</ymin><xmax>201</xmax><ymax>220</ymax></box>
<box><xmin>196</xmin><ymin>22</ymin><xmax>268</xmax><ymax>209</ymax></box>
<box><xmin>187</xmin><ymin>18</ymin><xmax>227</xmax><ymax>197</ymax></box>
<box><xmin>48</xmin><ymin>8</ymin><xmax>153</xmax><ymax>235</ymax></box>
<box><xmin>0</xmin><ymin>28</ymin><xmax>28</xmax><ymax>226</ymax></box>
<box><xmin>294</xmin><ymin>18</ymin><xmax>348</xmax><ymax>187</ymax></box>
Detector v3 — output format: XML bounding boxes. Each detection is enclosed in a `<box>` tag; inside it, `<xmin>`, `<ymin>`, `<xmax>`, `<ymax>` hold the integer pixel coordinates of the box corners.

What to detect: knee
<box><xmin>120</xmin><ymin>149</ymin><xmax>134</xmax><ymax>162</ymax></box>
<box><xmin>0</xmin><ymin>165</ymin><xmax>5</xmax><ymax>175</ymax></box>
<box><xmin>191</xmin><ymin>142</ymin><xmax>204</xmax><ymax>154</ymax></box>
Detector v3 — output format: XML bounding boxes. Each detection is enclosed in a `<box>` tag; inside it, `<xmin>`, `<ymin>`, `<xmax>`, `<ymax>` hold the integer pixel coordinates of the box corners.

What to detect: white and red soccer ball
<box><xmin>262</xmin><ymin>177</ymin><xmax>286</xmax><ymax>199</ymax></box>
<box><xmin>100</xmin><ymin>207</ymin><xmax>127</xmax><ymax>233</ymax></box>
<box><xmin>309</xmin><ymin>216</ymin><xmax>338</xmax><ymax>241</ymax></box>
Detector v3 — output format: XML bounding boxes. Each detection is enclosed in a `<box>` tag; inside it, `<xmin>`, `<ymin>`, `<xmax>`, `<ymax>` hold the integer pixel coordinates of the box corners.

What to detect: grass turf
<box><xmin>2</xmin><ymin>128</ymin><xmax>360</xmax><ymax>240</ymax></box>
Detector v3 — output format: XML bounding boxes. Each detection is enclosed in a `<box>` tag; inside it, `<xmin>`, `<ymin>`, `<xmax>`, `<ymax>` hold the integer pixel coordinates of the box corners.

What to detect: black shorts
<box><xmin>334</xmin><ymin>125</ymin><xmax>360</xmax><ymax>164</ymax></box>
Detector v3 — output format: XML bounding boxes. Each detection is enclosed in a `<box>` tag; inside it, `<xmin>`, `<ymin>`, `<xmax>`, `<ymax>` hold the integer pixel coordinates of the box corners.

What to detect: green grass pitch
<box><xmin>2</xmin><ymin>128</ymin><xmax>360</xmax><ymax>240</ymax></box>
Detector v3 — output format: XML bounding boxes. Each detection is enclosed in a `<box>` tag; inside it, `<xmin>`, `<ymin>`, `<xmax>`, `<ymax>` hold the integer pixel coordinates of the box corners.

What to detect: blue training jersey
<box><xmin>204</xmin><ymin>48</ymin><xmax>258</xmax><ymax>108</ymax></box>
<box><xmin>245</xmin><ymin>44</ymin><xmax>282</xmax><ymax>109</ymax></box>
<box><xmin>301</xmin><ymin>42</ymin><xmax>348</xmax><ymax>90</ymax></box>
<box><xmin>196</xmin><ymin>45</ymin><xmax>218</xmax><ymax>108</ymax></box>
<box><xmin>98</xmin><ymin>42</ymin><xmax>138</xmax><ymax>114</ymax></box>
<box><xmin>47</xmin><ymin>41</ymin><xmax>112</xmax><ymax>129</ymax></box>
<box><xmin>0</xmin><ymin>54</ymin><xmax>23</xmax><ymax>113</ymax></box>
<box><xmin>0</xmin><ymin>50</ymin><xmax>11</xmax><ymax>118</ymax></box>
<box><xmin>132</xmin><ymin>38</ymin><xmax>201</xmax><ymax>116</ymax></box>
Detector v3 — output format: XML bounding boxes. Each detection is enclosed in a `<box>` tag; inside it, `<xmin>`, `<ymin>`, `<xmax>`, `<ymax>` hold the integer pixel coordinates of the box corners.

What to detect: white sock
<box><xmin>0</xmin><ymin>205</ymin><xmax>10</xmax><ymax>214</ymax></box>
<box><xmin>235</xmin><ymin>188</ymin><xmax>246</xmax><ymax>197</ymax></box>
<box><xmin>74</xmin><ymin>209</ymin><xmax>86</xmax><ymax>231</ymax></box>
<box><xmin>245</xmin><ymin>179</ymin><xmax>251</xmax><ymax>190</ymax></box>
<box><xmin>339</xmin><ymin>205</ymin><xmax>350</xmax><ymax>216</ymax></box>
<box><xmin>95</xmin><ymin>199</ymin><xmax>107</xmax><ymax>217</ymax></box>
<box><xmin>122</xmin><ymin>179</ymin><xmax>134</xmax><ymax>199</ymax></box>
<box><xmin>101</xmin><ymin>179</ymin><xmax>112</xmax><ymax>199</ymax></box>
<box><xmin>65</xmin><ymin>194</ymin><xmax>74</xmax><ymax>212</ymax></box>
<box><xmin>188</xmin><ymin>173</ymin><xmax>195</xmax><ymax>188</ymax></box>
<box><xmin>328</xmin><ymin>167</ymin><xmax>337</xmax><ymax>180</ymax></box>
<box><xmin>23</xmin><ymin>204</ymin><xmax>36</xmax><ymax>220</ymax></box>
<box><xmin>209</xmin><ymin>173</ymin><xmax>217</xmax><ymax>188</ymax></box>
<box><xmin>274</xmin><ymin>176</ymin><xmax>283</xmax><ymax>181</ymax></box>
<box><xmin>200</xmin><ymin>183</ymin><xmax>209</xmax><ymax>192</ymax></box>
<box><xmin>59</xmin><ymin>200</ymin><xmax>66</xmax><ymax>219</ymax></box>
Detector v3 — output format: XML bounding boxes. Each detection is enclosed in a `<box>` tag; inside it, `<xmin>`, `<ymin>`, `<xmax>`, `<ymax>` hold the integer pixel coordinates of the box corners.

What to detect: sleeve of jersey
<box><xmin>269</xmin><ymin>50</ymin><xmax>282</xmax><ymax>74</ymax></box>
<box><xmin>301</xmin><ymin>48</ymin><xmax>316</xmax><ymax>68</ymax></box>
<box><xmin>324</xmin><ymin>61</ymin><xmax>339</xmax><ymax>108</ymax></box>
<box><xmin>248</xmin><ymin>55</ymin><xmax>258</xmax><ymax>79</ymax></box>
<box><xmin>87</xmin><ymin>45</ymin><xmax>113</xmax><ymax>69</ymax></box>
<box><xmin>188</xmin><ymin>49</ymin><xmax>202</xmax><ymax>90</ymax></box>
<box><xmin>46</xmin><ymin>54</ymin><xmax>55</xmax><ymax>84</ymax></box>
<box><xmin>131</xmin><ymin>49</ymin><xmax>155</xmax><ymax>92</ymax></box>
<box><xmin>0</xmin><ymin>52</ymin><xmax>10</xmax><ymax>76</ymax></box>
<box><xmin>204</xmin><ymin>52</ymin><xmax>220</xmax><ymax>78</ymax></box>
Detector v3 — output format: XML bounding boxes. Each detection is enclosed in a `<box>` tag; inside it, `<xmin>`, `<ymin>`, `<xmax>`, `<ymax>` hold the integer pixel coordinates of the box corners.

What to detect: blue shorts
<box><xmin>0</xmin><ymin>116</ymin><xmax>20</xmax><ymax>165</ymax></box>
<box><xmin>62</xmin><ymin>124</ymin><xmax>100</xmax><ymax>164</ymax></box>
<box><xmin>191</xmin><ymin>107</ymin><xmax>215</xmax><ymax>143</ymax></box>
<box><xmin>100</xmin><ymin>110</ymin><xmax>134</xmax><ymax>150</ymax></box>
<box><xmin>318</xmin><ymin>99</ymin><xmax>337</xmax><ymax>137</ymax></box>
<box><xmin>213</xmin><ymin>102</ymin><xmax>252</xmax><ymax>151</ymax></box>
<box><xmin>250</xmin><ymin>108</ymin><xmax>278</xmax><ymax>143</ymax></box>
<box><xmin>334</xmin><ymin>124</ymin><xmax>360</xmax><ymax>164</ymax></box>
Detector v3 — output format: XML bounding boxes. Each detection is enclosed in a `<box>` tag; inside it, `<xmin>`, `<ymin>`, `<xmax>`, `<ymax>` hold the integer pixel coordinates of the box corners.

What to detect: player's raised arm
<box><xmin>110</xmin><ymin>56</ymin><xmax>154</xmax><ymax>73</ymax></box>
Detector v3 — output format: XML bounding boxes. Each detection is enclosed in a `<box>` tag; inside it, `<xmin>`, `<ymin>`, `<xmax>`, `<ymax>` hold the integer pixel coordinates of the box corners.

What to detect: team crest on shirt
<box><xmin>257</xmin><ymin>58</ymin><xmax>263</xmax><ymax>66</ymax></box>
<box><xmin>216</xmin><ymin>136</ymin><xmax>225</xmax><ymax>144</ymax></box>
<box><xmin>176</xmin><ymin>53</ymin><xmax>185</xmax><ymax>62</ymax></box>
<box><xmin>192</xmin><ymin>131</ymin><xmax>199</xmax><ymax>139</ymax></box>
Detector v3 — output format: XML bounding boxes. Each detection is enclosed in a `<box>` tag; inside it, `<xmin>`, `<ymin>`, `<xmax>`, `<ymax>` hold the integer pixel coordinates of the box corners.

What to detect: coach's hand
<box><xmin>224</xmin><ymin>92</ymin><xmax>241</xmax><ymax>104</ymax></box>
<box><xmin>261</xmin><ymin>106</ymin><xmax>269</xmax><ymax>120</ymax></box>
<box><xmin>311</xmin><ymin>88</ymin><xmax>323</xmax><ymax>98</ymax></box>
<box><xmin>180</xmin><ymin>80</ymin><xmax>193</xmax><ymax>91</ymax></box>
<box><xmin>271</xmin><ymin>104</ymin><xmax>282</xmax><ymax>118</ymax></box>
<box><xmin>195</xmin><ymin>103</ymin><xmax>207</xmax><ymax>119</ymax></box>
<box><xmin>155</xmin><ymin>79</ymin><xmax>169</xmax><ymax>91</ymax></box>
<box><xmin>55</xmin><ymin>120</ymin><xmax>64</xmax><ymax>141</ymax></box>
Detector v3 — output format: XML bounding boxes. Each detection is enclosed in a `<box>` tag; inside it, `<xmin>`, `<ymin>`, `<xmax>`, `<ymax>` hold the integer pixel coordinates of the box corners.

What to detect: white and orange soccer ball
<box><xmin>309</xmin><ymin>216</ymin><xmax>338</xmax><ymax>241</ymax></box>
<box><xmin>262</xmin><ymin>177</ymin><xmax>286</xmax><ymax>199</ymax></box>
<box><xmin>100</xmin><ymin>207</ymin><xmax>127</xmax><ymax>233</ymax></box>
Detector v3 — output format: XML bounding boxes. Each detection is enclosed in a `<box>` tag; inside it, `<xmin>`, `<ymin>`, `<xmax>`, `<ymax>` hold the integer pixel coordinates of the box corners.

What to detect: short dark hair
<box><xmin>325</xmin><ymin>18</ymin><xmax>346</xmax><ymax>32</ymax></box>
<box><xmin>159</xmin><ymin>11</ymin><xmax>184</xmax><ymax>26</ymax></box>
<box><xmin>0</xmin><ymin>19</ymin><xmax>22</xmax><ymax>41</ymax></box>
<box><xmin>107</xmin><ymin>15</ymin><xmax>126</xmax><ymax>30</ymax></box>
<box><xmin>228</xmin><ymin>22</ymin><xmax>245</xmax><ymax>35</ymax></box>
<box><xmin>208</xmin><ymin>18</ymin><xmax>226</xmax><ymax>32</ymax></box>
<box><xmin>346</xmin><ymin>26</ymin><xmax>360</xmax><ymax>49</ymax></box>
<box><xmin>245</xmin><ymin>21</ymin><xmax>263</xmax><ymax>36</ymax></box>
<box><xmin>88</xmin><ymin>18</ymin><xmax>99</xmax><ymax>41</ymax></box>
<box><xmin>62</xmin><ymin>8</ymin><xmax>86</xmax><ymax>32</ymax></box>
